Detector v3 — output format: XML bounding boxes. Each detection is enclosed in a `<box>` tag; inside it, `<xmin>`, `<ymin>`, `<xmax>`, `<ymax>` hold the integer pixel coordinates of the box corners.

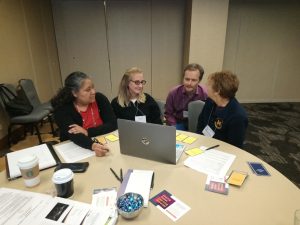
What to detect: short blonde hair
<box><xmin>208</xmin><ymin>71</ymin><xmax>239</xmax><ymax>99</ymax></box>
<box><xmin>117</xmin><ymin>67</ymin><xmax>146</xmax><ymax>107</ymax></box>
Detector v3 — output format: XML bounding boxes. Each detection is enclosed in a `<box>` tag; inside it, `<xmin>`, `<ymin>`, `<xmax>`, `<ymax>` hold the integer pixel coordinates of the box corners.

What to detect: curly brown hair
<box><xmin>209</xmin><ymin>71</ymin><xmax>239</xmax><ymax>99</ymax></box>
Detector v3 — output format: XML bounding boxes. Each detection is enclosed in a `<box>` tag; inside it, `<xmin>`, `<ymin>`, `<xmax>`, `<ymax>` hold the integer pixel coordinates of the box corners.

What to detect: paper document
<box><xmin>6</xmin><ymin>143</ymin><xmax>59</xmax><ymax>179</ymax></box>
<box><xmin>118</xmin><ymin>169</ymin><xmax>154</xmax><ymax>207</ymax></box>
<box><xmin>0</xmin><ymin>188</ymin><xmax>112</xmax><ymax>225</ymax></box>
<box><xmin>150</xmin><ymin>190</ymin><xmax>190</xmax><ymax>222</ymax></box>
<box><xmin>184</xmin><ymin>148</ymin><xmax>236</xmax><ymax>177</ymax></box>
<box><xmin>91</xmin><ymin>188</ymin><xmax>118</xmax><ymax>225</ymax></box>
<box><xmin>54</xmin><ymin>141</ymin><xmax>95</xmax><ymax>163</ymax></box>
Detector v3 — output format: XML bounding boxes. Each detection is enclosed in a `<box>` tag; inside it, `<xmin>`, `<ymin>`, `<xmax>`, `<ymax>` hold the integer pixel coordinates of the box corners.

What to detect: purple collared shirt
<box><xmin>165</xmin><ymin>85</ymin><xmax>207</xmax><ymax>125</ymax></box>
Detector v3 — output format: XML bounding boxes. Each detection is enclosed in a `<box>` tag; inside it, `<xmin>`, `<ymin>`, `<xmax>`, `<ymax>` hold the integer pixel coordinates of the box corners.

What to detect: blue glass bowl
<box><xmin>117</xmin><ymin>192</ymin><xmax>144</xmax><ymax>219</ymax></box>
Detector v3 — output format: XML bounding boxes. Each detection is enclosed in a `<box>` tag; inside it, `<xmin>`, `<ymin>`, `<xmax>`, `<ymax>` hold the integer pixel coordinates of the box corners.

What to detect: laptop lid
<box><xmin>118</xmin><ymin>119</ymin><xmax>178</xmax><ymax>164</ymax></box>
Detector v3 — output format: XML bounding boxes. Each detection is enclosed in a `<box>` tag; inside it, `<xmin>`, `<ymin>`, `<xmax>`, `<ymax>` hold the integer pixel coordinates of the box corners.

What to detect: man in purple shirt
<box><xmin>165</xmin><ymin>63</ymin><xmax>207</xmax><ymax>130</ymax></box>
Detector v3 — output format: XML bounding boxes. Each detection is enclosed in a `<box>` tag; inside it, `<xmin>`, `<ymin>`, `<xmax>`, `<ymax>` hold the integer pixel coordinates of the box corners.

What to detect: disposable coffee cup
<box><xmin>17</xmin><ymin>155</ymin><xmax>40</xmax><ymax>187</ymax></box>
<box><xmin>52</xmin><ymin>168</ymin><xmax>74</xmax><ymax>198</ymax></box>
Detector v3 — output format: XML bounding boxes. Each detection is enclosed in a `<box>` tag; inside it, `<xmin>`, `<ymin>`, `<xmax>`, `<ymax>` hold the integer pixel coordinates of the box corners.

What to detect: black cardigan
<box><xmin>111</xmin><ymin>93</ymin><xmax>162</xmax><ymax>125</ymax></box>
<box><xmin>54</xmin><ymin>92</ymin><xmax>117</xmax><ymax>149</ymax></box>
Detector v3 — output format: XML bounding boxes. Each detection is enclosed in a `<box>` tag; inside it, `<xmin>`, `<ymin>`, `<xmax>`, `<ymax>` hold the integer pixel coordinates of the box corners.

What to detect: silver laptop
<box><xmin>117</xmin><ymin>119</ymin><xmax>184</xmax><ymax>164</ymax></box>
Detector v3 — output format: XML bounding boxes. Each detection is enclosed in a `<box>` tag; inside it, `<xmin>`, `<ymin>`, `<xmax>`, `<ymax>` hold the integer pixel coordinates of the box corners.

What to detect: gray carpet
<box><xmin>242</xmin><ymin>102</ymin><xmax>300</xmax><ymax>188</ymax></box>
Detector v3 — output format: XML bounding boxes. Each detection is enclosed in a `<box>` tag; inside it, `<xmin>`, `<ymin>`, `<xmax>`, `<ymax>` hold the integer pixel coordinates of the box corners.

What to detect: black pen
<box><xmin>120</xmin><ymin>168</ymin><xmax>123</xmax><ymax>182</ymax></box>
<box><xmin>205</xmin><ymin>144</ymin><xmax>220</xmax><ymax>151</ymax></box>
<box><xmin>110</xmin><ymin>168</ymin><xmax>122</xmax><ymax>182</ymax></box>
<box><xmin>92</xmin><ymin>137</ymin><xmax>101</xmax><ymax>144</ymax></box>
<box><xmin>151</xmin><ymin>172</ymin><xmax>155</xmax><ymax>189</ymax></box>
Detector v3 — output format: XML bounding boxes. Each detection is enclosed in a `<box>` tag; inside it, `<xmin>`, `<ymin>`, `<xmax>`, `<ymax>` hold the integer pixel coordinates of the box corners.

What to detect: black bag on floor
<box><xmin>0</xmin><ymin>84</ymin><xmax>33</xmax><ymax>117</ymax></box>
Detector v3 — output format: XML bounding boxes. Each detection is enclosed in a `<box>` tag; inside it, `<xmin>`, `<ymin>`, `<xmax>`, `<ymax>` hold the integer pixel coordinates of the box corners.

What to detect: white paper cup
<box><xmin>52</xmin><ymin>168</ymin><xmax>74</xmax><ymax>198</ymax></box>
<box><xmin>17</xmin><ymin>155</ymin><xmax>40</xmax><ymax>187</ymax></box>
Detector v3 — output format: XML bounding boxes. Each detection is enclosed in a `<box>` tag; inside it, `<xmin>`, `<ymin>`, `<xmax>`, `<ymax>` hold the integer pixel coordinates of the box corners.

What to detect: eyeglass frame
<box><xmin>130</xmin><ymin>80</ymin><xmax>147</xmax><ymax>85</ymax></box>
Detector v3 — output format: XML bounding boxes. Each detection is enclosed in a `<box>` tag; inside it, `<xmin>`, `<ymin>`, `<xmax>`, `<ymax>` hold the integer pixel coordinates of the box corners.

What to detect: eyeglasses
<box><xmin>130</xmin><ymin>80</ymin><xmax>147</xmax><ymax>85</ymax></box>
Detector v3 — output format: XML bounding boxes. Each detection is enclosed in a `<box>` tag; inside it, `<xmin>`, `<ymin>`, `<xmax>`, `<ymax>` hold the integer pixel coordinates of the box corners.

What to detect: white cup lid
<box><xmin>52</xmin><ymin>168</ymin><xmax>74</xmax><ymax>184</ymax></box>
<box><xmin>17</xmin><ymin>155</ymin><xmax>39</xmax><ymax>169</ymax></box>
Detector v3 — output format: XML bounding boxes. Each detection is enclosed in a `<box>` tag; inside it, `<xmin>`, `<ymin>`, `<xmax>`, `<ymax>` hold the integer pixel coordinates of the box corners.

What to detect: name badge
<box><xmin>135</xmin><ymin>115</ymin><xmax>146</xmax><ymax>123</ymax></box>
<box><xmin>202</xmin><ymin>125</ymin><xmax>215</xmax><ymax>137</ymax></box>
<box><xmin>183</xmin><ymin>110</ymin><xmax>189</xmax><ymax>118</ymax></box>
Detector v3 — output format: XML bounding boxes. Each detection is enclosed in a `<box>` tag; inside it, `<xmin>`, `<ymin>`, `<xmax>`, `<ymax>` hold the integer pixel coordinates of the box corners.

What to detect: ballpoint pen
<box><xmin>150</xmin><ymin>172</ymin><xmax>155</xmax><ymax>189</ymax></box>
<box><xmin>93</xmin><ymin>138</ymin><xmax>109</xmax><ymax>152</ymax></box>
<box><xmin>110</xmin><ymin>168</ymin><xmax>122</xmax><ymax>182</ymax></box>
<box><xmin>120</xmin><ymin>168</ymin><xmax>123</xmax><ymax>182</ymax></box>
<box><xmin>205</xmin><ymin>144</ymin><xmax>220</xmax><ymax>151</ymax></box>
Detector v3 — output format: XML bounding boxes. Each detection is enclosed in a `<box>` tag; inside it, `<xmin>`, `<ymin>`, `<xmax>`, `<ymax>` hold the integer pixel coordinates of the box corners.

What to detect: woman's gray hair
<box><xmin>51</xmin><ymin>71</ymin><xmax>90</xmax><ymax>109</ymax></box>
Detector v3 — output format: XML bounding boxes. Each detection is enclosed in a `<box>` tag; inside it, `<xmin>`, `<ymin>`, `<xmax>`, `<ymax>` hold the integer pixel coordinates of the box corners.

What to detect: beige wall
<box><xmin>190</xmin><ymin>0</ymin><xmax>300</xmax><ymax>103</ymax></box>
<box><xmin>52</xmin><ymin>0</ymin><xmax>185</xmax><ymax>101</ymax></box>
<box><xmin>224</xmin><ymin>0</ymin><xmax>300</xmax><ymax>102</ymax></box>
<box><xmin>189</xmin><ymin>0</ymin><xmax>229</xmax><ymax>81</ymax></box>
<box><xmin>0</xmin><ymin>0</ymin><xmax>61</xmax><ymax>139</ymax></box>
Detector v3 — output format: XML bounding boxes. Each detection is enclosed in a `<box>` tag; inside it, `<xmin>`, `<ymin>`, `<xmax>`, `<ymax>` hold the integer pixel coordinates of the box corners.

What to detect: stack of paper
<box><xmin>0</xmin><ymin>188</ymin><xmax>112</xmax><ymax>225</ymax></box>
<box><xmin>184</xmin><ymin>149</ymin><xmax>236</xmax><ymax>177</ymax></box>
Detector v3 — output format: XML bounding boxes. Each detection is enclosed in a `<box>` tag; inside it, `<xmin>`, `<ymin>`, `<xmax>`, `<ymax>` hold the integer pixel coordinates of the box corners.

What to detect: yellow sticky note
<box><xmin>185</xmin><ymin>148</ymin><xmax>204</xmax><ymax>156</ymax></box>
<box><xmin>183</xmin><ymin>136</ymin><xmax>197</xmax><ymax>144</ymax></box>
<box><xmin>105</xmin><ymin>134</ymin><xmax>119</xmax><ymax>142</ymax></box>
<box><xmin>176</xmin><ymin>134</ymin><xmax>188</xmax><ymax>142</ymax></box>
<box><xmin>96</xmin><ymin>136</ymin><xmax>107</xmax><ymax>144</ymax></box>
<box><xmin>227</xmin><ymin>171</ymin><xmax>248</xmax><ymax>186</ymax></box>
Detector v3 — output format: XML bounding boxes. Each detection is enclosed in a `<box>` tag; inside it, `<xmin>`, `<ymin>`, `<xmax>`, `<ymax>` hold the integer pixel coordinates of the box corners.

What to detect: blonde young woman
<box><xmin>111</xmin><ymin>67</ymin><xmax>162</xmax><ymax>124</ymax></box>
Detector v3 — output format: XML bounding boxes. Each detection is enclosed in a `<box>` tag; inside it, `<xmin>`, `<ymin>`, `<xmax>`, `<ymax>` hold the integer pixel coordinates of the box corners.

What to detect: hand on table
<box><xmin>68</xmin><ymin>124</ymin><xmax>88</xmax><ymax>136</ymax></box>
<box><xmin>92</xmin><ymin>143</ymin><xmax>110</xmax><ymax>157</ymax></box>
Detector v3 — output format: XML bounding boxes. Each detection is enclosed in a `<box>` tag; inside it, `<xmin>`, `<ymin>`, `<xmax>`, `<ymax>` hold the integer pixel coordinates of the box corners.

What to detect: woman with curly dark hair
<box><xmin>51</xmin><ymin>71</ymin><xmax>117</xmax><ymax>156</ymax></box>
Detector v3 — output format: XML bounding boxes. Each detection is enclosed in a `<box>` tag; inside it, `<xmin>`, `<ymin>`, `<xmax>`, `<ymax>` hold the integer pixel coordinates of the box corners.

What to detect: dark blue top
<box><xmin>196</xmin><ymin>98</ymin><xmax>248</xmax><ymax>148</ymax></box>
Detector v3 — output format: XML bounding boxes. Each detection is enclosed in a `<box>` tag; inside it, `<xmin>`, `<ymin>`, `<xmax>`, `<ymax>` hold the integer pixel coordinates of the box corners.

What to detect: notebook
<box><xmin>117</xmin><ymin>119</ymin><xmax>183</xmax><ymax>164</ymax></box>
<box><xmin>5</xmin><ymin>143</ymin><xmax>61</xmax><ymax>180</ymax></box>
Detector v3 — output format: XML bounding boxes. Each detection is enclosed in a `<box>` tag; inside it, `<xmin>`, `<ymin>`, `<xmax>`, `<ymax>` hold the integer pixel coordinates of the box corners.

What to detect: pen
<box><xmin>120</xmin><ymin>168</ymin><xmax>123</xmax><ymax>182</ymax></box>
<box><xmin>93</xmin><ymin>138</ymin><xmax>109</xmax><ymax>152</ymax></box>
<box><xmin>92</xmin><ymin>138</ymin><xmax>101</xmax><ymax>144</ymax></box>
<box><xmin>110</xmin><ymin>168</ymin><xmax>122</xmax><ymax>182</ymax></box>
<box><xmin>205</xmin><ymin>144</ymin><xmax>220</xmax><ymax>151</ymax></box>
<box><xmin>151</xmin><ymin>172</ymin><xmax>155</xmax><ymax>189</ymax></box>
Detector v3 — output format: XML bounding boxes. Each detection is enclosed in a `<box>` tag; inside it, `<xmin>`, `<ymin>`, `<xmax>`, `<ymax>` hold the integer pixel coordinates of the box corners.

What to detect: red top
<box><xmin>80</xmin><ymin>101</ymin><xmax>103</xmax><ymax>129</ymax></box>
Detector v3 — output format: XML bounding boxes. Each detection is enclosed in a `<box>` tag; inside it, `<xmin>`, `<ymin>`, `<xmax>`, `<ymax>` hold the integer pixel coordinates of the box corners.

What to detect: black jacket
<box><xmin>54</xmin><ymin>92</ymin><xmax>117</xmax><ymax>149</ymax></box>
<box><xmin>111</xmin><ymin>93</ymin><xmax>162</xmax><ymax>125</ymax></box>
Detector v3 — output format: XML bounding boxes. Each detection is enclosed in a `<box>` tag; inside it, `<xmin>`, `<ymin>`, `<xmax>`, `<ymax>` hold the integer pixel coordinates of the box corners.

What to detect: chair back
<box><xmin>0</xmin><ymin>84</ymin><xmax>16</xmax><ymax>109</ymax></box>
<box><xmin>188</xmin><ymin>100</ymin><xmax>205</xmax><ymax>132</ymax></box>
<box><xmin>155</xmin><ymin>99</ymin><xmax>166</xmax><ymax>122</ymax></box>
<box><xmin>18</xmin><ymin>79</ymin><xmax>41</xmax><ymax>108</ymax></box>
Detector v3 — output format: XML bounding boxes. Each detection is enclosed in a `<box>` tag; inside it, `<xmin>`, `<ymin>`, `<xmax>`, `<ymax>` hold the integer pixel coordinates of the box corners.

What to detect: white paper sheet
<box><xmin>124</xmin><ymin>170</ymin><xmax>153</xmax><ymax>207</ymax></box>
<box><xmin>150</xmin><ymin>190</ymin><xmax>190</xmax><ymax>222</ymax></box>
<box><xmin>0</xmin><ymin>188</ymin><xmax>53</xmax><ymax>225</ymax></box>
<box><xmin>157</xmin><ymin>195</ymin><xmax>190</xmax><ymax>222</ymax></box>
<box><xmin>54</xmin><ymin>141</ymin><xmax>95</xmax><ymax>163</ymax></box>
<box><xmin>184</xmin><ymin>148</ymin><xmax>236</xmax><ymax>177</ymax></box>
<box><xmin>0</xmin><ymin>188</ymin><xmax>111</xmax><ymax>225</ymax></box>
<box><xmin>6</xmin><ymin>143</ymin><xmax>57</xmax><ymax>179</ymax></box>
